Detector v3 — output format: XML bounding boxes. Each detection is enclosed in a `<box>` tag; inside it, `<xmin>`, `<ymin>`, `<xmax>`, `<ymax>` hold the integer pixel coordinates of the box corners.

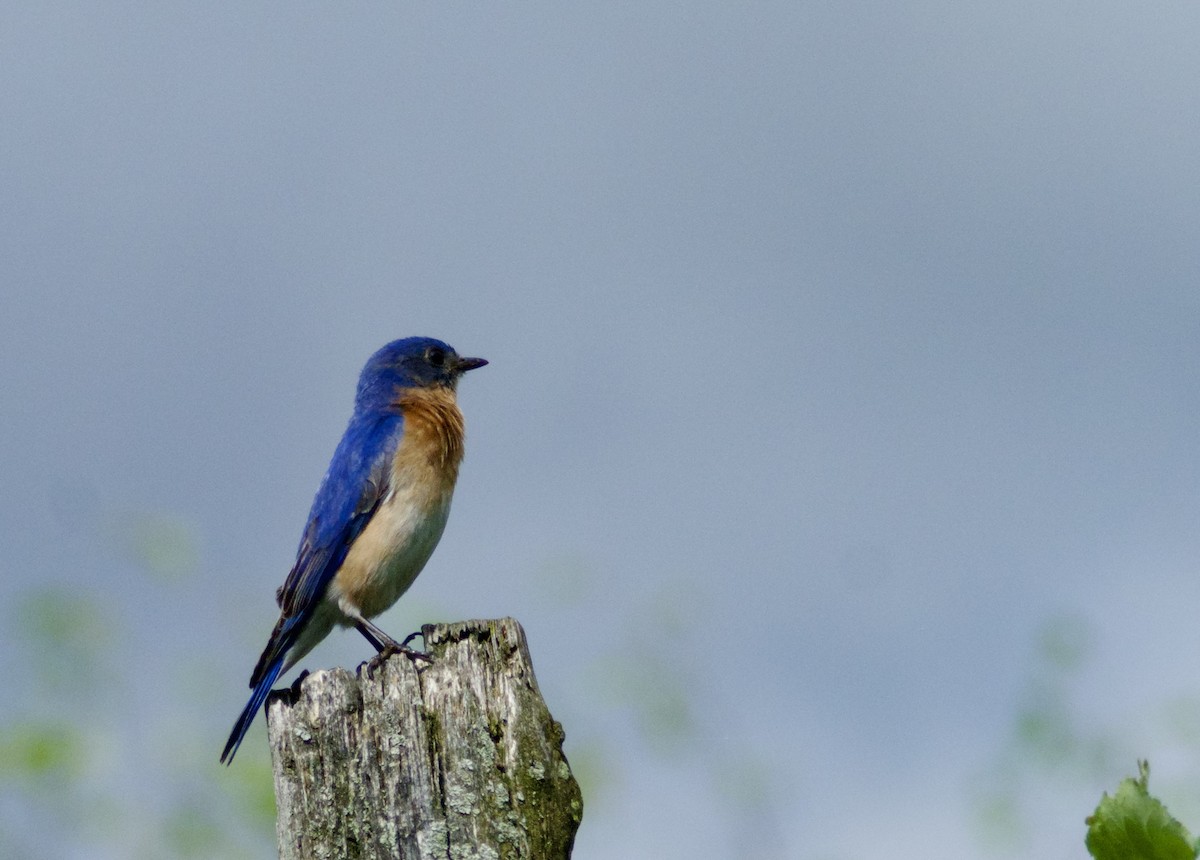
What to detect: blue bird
<box><xmin>221</xmin><ymin>337</ymin><xmax>487</xmax><ymax>764</ymax></box>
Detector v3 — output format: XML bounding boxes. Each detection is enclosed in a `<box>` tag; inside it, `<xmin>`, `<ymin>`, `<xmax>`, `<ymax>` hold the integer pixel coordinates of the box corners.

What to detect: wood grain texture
<box><xmin>268</xmin><ymin>618</ymin><xmax>583</xmax><ymax>860</ymax></box>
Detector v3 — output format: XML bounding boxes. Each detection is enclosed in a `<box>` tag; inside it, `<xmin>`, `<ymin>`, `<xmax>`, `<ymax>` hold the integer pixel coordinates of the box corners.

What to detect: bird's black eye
<box><xmin>426</xmin><ymin>347</ymin><xmax>447</xmax><ymax>367</ymax></box>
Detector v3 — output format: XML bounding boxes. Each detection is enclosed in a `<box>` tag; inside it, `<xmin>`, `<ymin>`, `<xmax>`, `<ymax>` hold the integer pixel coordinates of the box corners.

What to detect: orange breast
<box><xmin>392</xmin><ymin>385</ymin><xmax>467</xmax><ymax>490</ymax></box>
<box><xmin>329</xmin><ymin>385</ymin><xmax>468</xmax><ymax>619</ymax></box>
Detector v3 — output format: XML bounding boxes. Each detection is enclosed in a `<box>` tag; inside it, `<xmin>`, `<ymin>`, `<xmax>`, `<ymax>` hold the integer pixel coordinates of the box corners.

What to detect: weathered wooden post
<box><xmin>268</xmin><ymin>617</ymin><xmax>583</xmax><ymax>859</ymax></box>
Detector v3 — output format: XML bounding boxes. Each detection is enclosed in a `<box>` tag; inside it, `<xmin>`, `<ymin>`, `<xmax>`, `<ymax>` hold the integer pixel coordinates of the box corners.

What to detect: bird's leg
<box><xmin>355</xmin><ymin>622</ymin><xmax>387</xmax><ymax>652</ymax></box>
<box><xmin>356</xmin><ymin>618</ymin><xmax>432</xmax><ymax>678</ymax></box>
<box><xmin>355</xmin><ymin>617</ymin><xmax>421</xmax><ymax>653</ymax></box>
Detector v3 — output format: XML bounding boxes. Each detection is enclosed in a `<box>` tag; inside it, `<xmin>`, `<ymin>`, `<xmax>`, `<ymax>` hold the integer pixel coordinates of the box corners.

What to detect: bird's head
<box><xmin>355</xmin><ymin>337</ymin><xmax>487</xmax><ymax>411</ymax></box>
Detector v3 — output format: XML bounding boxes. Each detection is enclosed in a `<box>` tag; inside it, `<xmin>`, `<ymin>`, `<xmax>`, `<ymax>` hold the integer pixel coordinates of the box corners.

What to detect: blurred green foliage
<box><xmin>972</xmin><ymin>612</ymin><xmax>1200</xmax><ymax>856</ymax></box>
<box><xmin>108</xmin><ymin>511</ymin><xmax>199</xmax><ymax>581</ymax></box>
<box><xmin>0</xmin><ymin>721</ymin><xmax>86</xmax><ymax>784</ymax></box>
<box><xmin>12</xmin><ymin>519</ymin><xmax>1192</xmax><ymax>858</ymax></box>
<box><xmin>14</xmin><ymin>587</ymin><xmax>113</xmax><ymax>692</ymax></box>
<box><xmin>557</xmin><ymin>737</ymin><xmax>617</xmax><ymax>807</ymax></box>
<box><xmin>532</xmin><ymin>560</ymin><xmax>783</xmax><ymax>851</ymax></box>
<box><xmin>595</xmin><ymin>648</ymin><xmax>694</xmax><ymax>755</ymax></box>
<box><xmin>971</xmin><ymin>612</ymin><xmax>1123</xmax><ymax>852</ymax></box>
<box><xmin>0</xmin><ymin>513</ymin><xmax>275</xmax><ymax>859</ymax></box>
<box><xmin>162</xmin><ymin>803</ymin><xmax>227</xmax><ymax>859</ymax></box>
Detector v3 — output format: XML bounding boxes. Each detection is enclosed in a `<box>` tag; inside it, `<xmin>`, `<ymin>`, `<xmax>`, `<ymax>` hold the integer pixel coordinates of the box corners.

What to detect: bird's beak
<box><xmin>454</xmin><ymin>356</ymin><xmax>488</xmax><ymax>373</ymax></box>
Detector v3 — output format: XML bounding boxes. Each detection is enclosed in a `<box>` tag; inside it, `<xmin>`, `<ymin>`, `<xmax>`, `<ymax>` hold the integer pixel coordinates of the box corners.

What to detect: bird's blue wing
<box><xmin>248</xmin><ymin>412</ymin><xmax>403</xmax><ymax>687</ymax></box>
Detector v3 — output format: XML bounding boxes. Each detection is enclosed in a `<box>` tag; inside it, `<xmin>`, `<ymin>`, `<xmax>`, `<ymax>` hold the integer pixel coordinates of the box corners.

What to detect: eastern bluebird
<box><xmin>221</xmin><ymin>337</ymin><xmax>486</xmax><ymax>764</ymax></box>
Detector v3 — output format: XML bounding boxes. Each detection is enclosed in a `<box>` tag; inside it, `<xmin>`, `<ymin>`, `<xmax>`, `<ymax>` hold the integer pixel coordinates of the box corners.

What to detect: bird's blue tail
<box><xmin>220</xmin><ymin>657</ymin><xmax>284</xmax><ymax>764</ymax></box>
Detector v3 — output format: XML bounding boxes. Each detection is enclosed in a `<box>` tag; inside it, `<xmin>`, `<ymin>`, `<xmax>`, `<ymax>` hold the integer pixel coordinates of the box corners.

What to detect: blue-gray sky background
<box><xmin>3</xmin><ymin>3</ymin><xmax>1200</xmax><ymax>858</ymax></box>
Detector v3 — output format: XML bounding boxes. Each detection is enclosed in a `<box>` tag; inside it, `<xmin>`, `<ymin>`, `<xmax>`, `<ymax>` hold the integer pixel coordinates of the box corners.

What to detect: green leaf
<box><xmin>1086</xmin><ymin>761</ymin><xmax>1198</xmax><ymax>860</ymax></box>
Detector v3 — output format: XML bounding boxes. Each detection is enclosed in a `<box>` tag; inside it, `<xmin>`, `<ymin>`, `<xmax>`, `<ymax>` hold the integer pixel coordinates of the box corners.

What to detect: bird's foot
<box><xmin>365</xmin><ymin>632</ymin><xmax>432</xmax><ymax>679</ymax></box>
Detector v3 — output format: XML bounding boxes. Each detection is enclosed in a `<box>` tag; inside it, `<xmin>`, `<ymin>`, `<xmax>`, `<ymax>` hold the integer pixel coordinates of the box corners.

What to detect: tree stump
<box><xmin>267</xmin><ymin>617</ymin><xmax>583</xmax><ymax>859</ymax></box>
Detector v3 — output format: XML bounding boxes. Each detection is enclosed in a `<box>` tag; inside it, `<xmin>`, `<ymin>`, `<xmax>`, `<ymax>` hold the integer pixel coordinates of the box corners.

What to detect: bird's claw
<box><xmin>366</xmin><ymin>644</ymin><xmax>398</xmax><ymax>679</ymax></box>
<box><xmin>365</xmin><ymin>639</ymin><xmax>432</xmax><ymax>679</ymax></box>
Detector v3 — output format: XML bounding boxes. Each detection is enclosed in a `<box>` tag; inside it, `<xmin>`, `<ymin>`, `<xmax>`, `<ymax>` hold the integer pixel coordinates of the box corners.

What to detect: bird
<box><xmin>220</xmin><ymin>337</ymin><xmax>487</xmax><ymax>764</ymax></box>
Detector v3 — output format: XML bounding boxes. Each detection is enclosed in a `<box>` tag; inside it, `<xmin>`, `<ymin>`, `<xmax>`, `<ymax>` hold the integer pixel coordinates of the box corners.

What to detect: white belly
<box><xmin>329</xmin><ymin>482</ymin><xmax>453</xmax><ymax>620</ymax></box>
